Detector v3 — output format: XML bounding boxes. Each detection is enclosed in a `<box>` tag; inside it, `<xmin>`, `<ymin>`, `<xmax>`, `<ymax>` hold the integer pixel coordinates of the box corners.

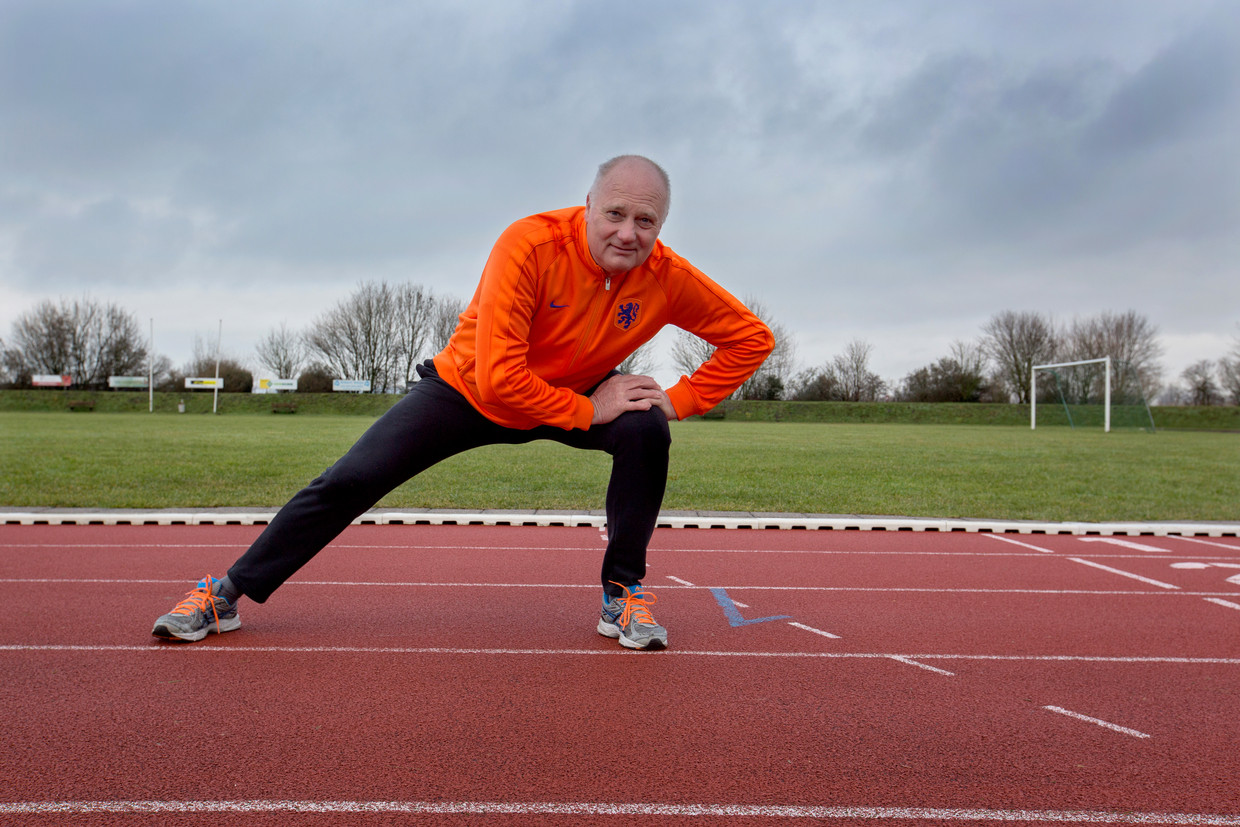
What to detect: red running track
<box><xmin>2</xmin><ymin>523</ymin><xmax>1239</xmax><ymax>825</ymax></box>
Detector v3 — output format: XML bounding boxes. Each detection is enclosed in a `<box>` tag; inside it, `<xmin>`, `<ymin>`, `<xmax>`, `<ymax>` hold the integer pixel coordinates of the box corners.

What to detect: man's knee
<box><xmin>611</xmin><ymin>407</ymin><xmax>672</xmax><ymax>454</ymax></box>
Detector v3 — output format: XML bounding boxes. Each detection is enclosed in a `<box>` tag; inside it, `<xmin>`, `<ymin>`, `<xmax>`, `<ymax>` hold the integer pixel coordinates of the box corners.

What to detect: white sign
<box><xmin>185</xmin><ymin>377</ymin><xmax>224</xmax><ymax>389</ymax></box>
<box><xmin>332</xmin><ymin>379</ymin><xmax>371</xmax><ymax>393</ymax></box>
<box><xmin>108</xmin><ymin>376</ymin><xmax>149</xmax><ymax>389</ymax></box>
<box><xmin>33</xmin><ymin>374</ymin><xmax>72</xmax><ymax>387</ymax></box>
<box><xmin>253</xmin><ymin>378</ymin><xmax>298</xmax><ymax>393</ymax></box>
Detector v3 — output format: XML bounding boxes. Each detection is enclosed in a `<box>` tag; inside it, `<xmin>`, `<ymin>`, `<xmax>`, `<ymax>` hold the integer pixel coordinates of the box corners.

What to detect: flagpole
<box><xmin>213</xmin><ymin>319</ymin><xmax>222</xmax><ymax>414</ymax></box>
<box><xmin>149</xmin><ymin>318</ymin><xmax>154</xmax><ymax>413</ymax></box>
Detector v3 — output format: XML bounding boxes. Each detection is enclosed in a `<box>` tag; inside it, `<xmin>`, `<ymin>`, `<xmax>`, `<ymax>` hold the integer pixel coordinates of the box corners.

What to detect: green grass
<box><xmin>1</xmin><ymin>413</ymin><xmax>1236</xmax><ymax>522</ymax></box>
<box><xmin>3</xmin><ymin>390</ymin><xmax>1237</xmax><ymax>430</ymax></box>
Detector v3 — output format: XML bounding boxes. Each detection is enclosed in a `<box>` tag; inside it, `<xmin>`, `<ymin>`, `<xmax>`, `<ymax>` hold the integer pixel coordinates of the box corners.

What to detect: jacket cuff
<box><xmin>665</xmin><ymin>381</ymin><xmax>700</xmax><ymax>421</ymax></box>
<box><xmin>574</xmin><ymin>395</ymin><xmax>597</xmax><ymax>430</ymax></box>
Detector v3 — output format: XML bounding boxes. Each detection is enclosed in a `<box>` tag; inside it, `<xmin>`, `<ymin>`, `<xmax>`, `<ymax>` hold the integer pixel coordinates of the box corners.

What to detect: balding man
<box><xmin>153</xmin><ymin>155</ymin><xmax>774</xmax><ymax>651</ymax></box>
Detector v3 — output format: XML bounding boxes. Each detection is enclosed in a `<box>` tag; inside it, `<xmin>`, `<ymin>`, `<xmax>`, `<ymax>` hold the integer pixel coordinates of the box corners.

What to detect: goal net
<box><xmin>1031</xmin><ymin>357</ymin><xmax>1156</xmax><ymax>432</ymax></box>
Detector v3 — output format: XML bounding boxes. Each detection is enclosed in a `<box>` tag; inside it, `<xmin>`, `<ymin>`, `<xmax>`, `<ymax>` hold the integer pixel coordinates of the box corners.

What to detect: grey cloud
<box><xmin>12</xmin><ymin>197</ymin><xmax>195</xmax><ymax>287</ymax></box>
<box><xmin>1086</xmin><ymin>6</ymin><xmax>1240</xmax><ymax>156</ymax></box>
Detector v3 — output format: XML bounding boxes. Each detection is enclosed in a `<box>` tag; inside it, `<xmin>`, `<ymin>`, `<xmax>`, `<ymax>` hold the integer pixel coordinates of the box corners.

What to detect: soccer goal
<box><xmin>1031</xmin><ymin>357</ymin><xmax>1156</xmax><ymax>432</ymax></box>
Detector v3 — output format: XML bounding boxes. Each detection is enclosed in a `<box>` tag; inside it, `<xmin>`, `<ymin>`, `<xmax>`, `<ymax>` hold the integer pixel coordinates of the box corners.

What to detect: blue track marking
<box><xmin>710</xmin><ymin>588</ymin><xmax>791</xmax><ymax>627</ymax></box>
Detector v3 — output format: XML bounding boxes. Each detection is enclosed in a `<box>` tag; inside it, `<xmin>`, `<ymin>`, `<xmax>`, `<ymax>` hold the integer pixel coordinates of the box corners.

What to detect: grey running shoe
<box><xmin>152</xmin><ymin>576</ymin><xmax>240</xmax><ymax>642</ymax></box>
<box><xmin>597</xmin><ymin>583</ymin><xmax>667</xmax><ymax>650</ymax></box>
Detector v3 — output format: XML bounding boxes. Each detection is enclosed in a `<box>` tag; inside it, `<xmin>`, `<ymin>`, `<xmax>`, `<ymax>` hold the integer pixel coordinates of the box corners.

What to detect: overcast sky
<box><xmin>2</xmin><ymin>1</ymin><xmax>1237</xmax><ymax>392</ymax></box>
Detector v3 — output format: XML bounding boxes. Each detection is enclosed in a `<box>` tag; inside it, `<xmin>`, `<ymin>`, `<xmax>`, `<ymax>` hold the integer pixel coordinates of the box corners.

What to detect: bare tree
<box><xmin>303</xmin><ymin>282</ymin><xmax>459</xmax><ymax>392</ymax></box>
<box><xmin>7</xmin><ymin>296</ymin><xmax>149</xmax><ymax>388</ymax></box>
<box><xmin>430</xmin><ymin>294</ymin><xmax>466</xmax><ymax>355</ymax></box>
<box><xmin>1220</xmin><ymin>325</ymin><xmax>1240</xmax><ymax>406</ymax></box>
<box><xmin>391</xmin><ymin>284</ymin><xmax>436</xmax><ymax>390</ymax></box>
<box><xmin>667</xmin><ymin>299</ymin><xmax>795</xmax><ymax>400</ymax></box>
<box><xmin>899</xmin><ymin>341</ymin><xmax>990</xmax><ymax>402</ymax></box>
<box><xmin>833</xmin><ymin>339</ymin><xmax>887</xmax><ymax>401</ymax></box>
<box><xmin>981</xmin><ymin>311</ymin><xmax>1059</xmax><ymax>403</ymax></box>
<box><xmin>790</xmin><ymin>339</ymin><xmax>886</xmax><ymax>401</ymax></box>
<box><xmin>1181</xmin><ymin>360</ymin><xmax>1222</xmax><ymax>406</ymax></box>
<box><xmin>304</xmin><ymin>281</ymin><xmax>401</xmax><ymax>392</ymax></box>
<box><xmin>617</xmin><ymin>338</ymin><xmax>659</xmax><ymax>376</ymax></box>
<box><xmin>185</xmin><ymin>333</ymin><xmax>253</xmax><ymax>393</ymax></box>
<box><xmin>254</xmin><ymin>322</ymin><xmax>307</xmax><ymax>380</ymax></box>
<box><xmin>1061</xmin><ymin>310</ymin><xmax>1162</xmax><ymax>402</ymax></box>
<box><xmin>669</xmin><ymin>329</ymin><xmax>716</xmax><ymax>379</ymax></box>
<box><xmin>789</xmin><ymin>365</ymin><xmax>840</xmax><ymax>401</ymax></box>
<box><xmin>734</xmin><ymin>297</ymin><xmax>796</xmax><ymax>400</ymax></box>
<box><xmin>0</xmin><ymin>336</ymin><xmax>18</xmax><ymax>386</ymax></box>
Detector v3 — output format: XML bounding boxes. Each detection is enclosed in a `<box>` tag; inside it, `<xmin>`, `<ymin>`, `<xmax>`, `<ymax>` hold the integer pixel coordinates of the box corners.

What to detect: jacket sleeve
<box><xmin>473</xmin><ymin>228</ymin><xmax>595</xmax><ymax>430</ymax></box>
<box><xmin>662</xmin><ymin>264</ymin><xmax>775</xmax><ymax>418</ymax></box>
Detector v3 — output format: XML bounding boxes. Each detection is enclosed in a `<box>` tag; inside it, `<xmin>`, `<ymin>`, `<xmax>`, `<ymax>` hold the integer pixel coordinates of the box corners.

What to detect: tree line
<box><xmin>3</xmin><ymin>287</ymin><xmax>1238</xmax><ymax>406</ymax></box>
<box><xmin>0</xmin><ymin>285</ymin><xmax>464</xmax><ymax>394</ymax></box>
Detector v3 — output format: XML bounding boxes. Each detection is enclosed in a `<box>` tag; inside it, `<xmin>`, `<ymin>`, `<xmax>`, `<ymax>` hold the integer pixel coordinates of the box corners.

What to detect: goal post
<box><xmin>1032</xmin><ymin>357</ymin><xmax>1111</xmax><ymax>432</ymax></box>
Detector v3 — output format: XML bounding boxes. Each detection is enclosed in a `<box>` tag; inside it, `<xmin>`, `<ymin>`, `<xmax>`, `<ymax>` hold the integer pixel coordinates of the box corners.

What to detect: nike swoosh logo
<box><xmin>550</xmin><ymin>301</ymin><xmax>569</xmax><ymax>309</ymax></box>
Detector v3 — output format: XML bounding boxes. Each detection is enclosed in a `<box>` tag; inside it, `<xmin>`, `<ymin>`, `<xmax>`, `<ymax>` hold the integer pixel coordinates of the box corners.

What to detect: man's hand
<box><xmin>589</xmin><ymin>374</ymin><xmax>676</xmax><ymax>425</ymax></box>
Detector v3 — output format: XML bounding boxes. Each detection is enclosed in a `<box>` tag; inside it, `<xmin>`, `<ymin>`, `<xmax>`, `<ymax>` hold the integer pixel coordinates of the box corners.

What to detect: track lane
<box><xmin>2</xmin><ymin>523</ymin><xmax>1238</xmax><ymax>824</ymax></box>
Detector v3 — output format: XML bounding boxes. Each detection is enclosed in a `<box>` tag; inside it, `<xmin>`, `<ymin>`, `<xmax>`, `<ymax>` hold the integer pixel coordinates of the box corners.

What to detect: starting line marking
<box><xmin>787</xmin><ymin>621</ymin><xmax>841</xmax><ymax>639</ymax></box>
<box><xmin>1205</xmin><ymin>598</ymin><xmax>1240</xmax><ymax>611</ymax></box>
<box><xmin>1068</xmin><ymin>558</ymin><xmax>1180</xmax><ymax>590</ymax></box>
<box><xmin>1043</xmin><ymin>706</ymin><xmax>1151</xmax><ymax>739</ymax></box>
<box><xmin>1170</xmin><ymin>536</ymin><xmax>1240</xmax><ymax>551</ymax></box>
<box><xmin>1078</xmin><ymin>538</ymin><xmax>1170</xmax><ymax>553</ymax></box>
<box><xmin>985</xmin><ymin>534</ymin><xmax>1056</xmax><ymax>553</ymax></box>
<box><xmin>888</xmin><ymin>655</ymin><xmax>955</xmax><ymax>676</ymax></box>
<box><xmin>1</xmin><ymin>799</ymin><xmax>1236</xmax><ymax>823</ymax></box>
<box><xmin>4</xmin><ymin>644</ymin><xmax>1239</xmax><ymax>665</ymax></box>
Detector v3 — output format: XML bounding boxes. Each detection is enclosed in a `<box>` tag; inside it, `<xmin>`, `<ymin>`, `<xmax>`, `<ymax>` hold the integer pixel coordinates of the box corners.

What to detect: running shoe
<box><xmin>151</xmin><ymin>576</ymin><xmax>240</xmax><ymax>642</ymax></box>
<box><xmin>597</xmin><ymin>582</ymin><xmax>667</xmax><ymax>650</ymax></box>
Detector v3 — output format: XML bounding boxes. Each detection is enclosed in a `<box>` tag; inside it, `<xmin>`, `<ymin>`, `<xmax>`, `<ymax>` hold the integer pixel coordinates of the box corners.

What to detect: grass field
<box><xmin>2</xmin><ymin>413</ymin><xmax>1236</xmax><ymax>522</ymax></box>
<box><xmin>3</xmin><ymin>389</ymin><xmax>1238</xmax><ymax>430</ymax></box>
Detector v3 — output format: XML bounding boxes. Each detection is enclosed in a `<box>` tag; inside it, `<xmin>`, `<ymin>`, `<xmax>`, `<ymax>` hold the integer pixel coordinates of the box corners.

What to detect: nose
<box><xmin>616</xmin><ymin>219</ymin><xmax>638</xmax><ymax>243</ymax></box>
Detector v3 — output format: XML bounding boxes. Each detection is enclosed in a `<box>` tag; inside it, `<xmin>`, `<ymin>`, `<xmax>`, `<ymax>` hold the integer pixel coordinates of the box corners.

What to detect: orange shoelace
<box><xmin>610</xmin><ymin>582</ymin><xmax>658</xmax><ymax>626</ymax></box>
<box><xmin>170</xmin><ymin>578</ymin><xmax>221</xmax><ymax>628</ymax></box>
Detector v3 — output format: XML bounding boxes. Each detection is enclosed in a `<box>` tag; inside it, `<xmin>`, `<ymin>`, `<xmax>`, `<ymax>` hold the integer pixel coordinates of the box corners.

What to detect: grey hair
<box><xmin>590</xmin><ymin>155</ymin><xmax>671</xmax><ymax>218</ymax></box>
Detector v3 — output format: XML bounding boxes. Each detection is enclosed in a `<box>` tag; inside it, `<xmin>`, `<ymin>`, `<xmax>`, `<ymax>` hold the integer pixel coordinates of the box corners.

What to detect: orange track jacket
<box><xmin>433</xmin><ymin>207</ymin><xmax>774</xmax><ymax>431</ymax></box>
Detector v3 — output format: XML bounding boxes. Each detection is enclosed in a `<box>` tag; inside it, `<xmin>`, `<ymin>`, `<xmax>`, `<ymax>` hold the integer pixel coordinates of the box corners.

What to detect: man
<box><xmin>152</xmin><ymin>155</ymin><xmax>774</xmax><ymax>651</ymax></box>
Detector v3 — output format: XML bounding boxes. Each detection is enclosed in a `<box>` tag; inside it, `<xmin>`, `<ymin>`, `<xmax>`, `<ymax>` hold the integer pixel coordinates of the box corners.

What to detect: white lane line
<box><xmin>888</xmin><ymin>656</ymin><xmax>955</xmax><ymax>676</ymax></box>
<box><xmin>1205</xmin><ymin>598</ymin><xmax>1240</xmax><ymax>611</ymax></box>
<box><xmin>985</xmin><ymin>535</ymin><xmax>1056</xmax><ymax>553</ymax></box>
<box><xmin>5</xmin><ymin>644</ymin><xmax>1239</xmax><ymax>665</ymax></box>
<box><xmin>1078</xmin><ymin>538</ymin><xmax>1170</xmax><ymax>552</ymax></box>
<box><xmin>8</xmin><ymin>578</ymin><xmax>1235</xmax><ymax>596</ymax></box>
<box><xmin>2</xmin><ymin>800</ymin><xmax>1237</xmax><ymax>822</ymax></box>
<box><xmin>5</xmin><ymin>541</ymin><xmax>1237</xmax><ymax>561</ymax></box>
<box><xmin>1042</xmin><ymin>706</ymin><xmax>1151</xmax><ymax>739</ymax></box>
<box><xmin>1169</xmin><ymin>536</ymin><xmax>1240</xmax><ymax>551</ymax></box>
<box><xmin>787</xmin><ymin>621</ymin><xmax>841</xmax><ymax>639</ymax></box>
<box><xmin>1068</xmin><ymin>558</ymin><xmax>1180</xmax><ymax>590</ymax></box>
<box><xmin>665</xmin><ymin>576</ymin><xmax>696</xmax><ymax>586</ymax></box>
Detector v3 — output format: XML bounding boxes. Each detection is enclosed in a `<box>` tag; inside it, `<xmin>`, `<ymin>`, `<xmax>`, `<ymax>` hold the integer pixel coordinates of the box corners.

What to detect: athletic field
<box><xmin>2</xmin><ymin>414</ymin><xmax>1237</xmax><ymax>522</ymax></box>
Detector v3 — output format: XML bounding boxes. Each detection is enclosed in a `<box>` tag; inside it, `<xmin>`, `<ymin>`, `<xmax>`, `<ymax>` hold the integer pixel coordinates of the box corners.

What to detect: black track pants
<box><xmin>227</xmin><ymin>363</ymin><xmax>671</xmax><ymax>603</ymax></box>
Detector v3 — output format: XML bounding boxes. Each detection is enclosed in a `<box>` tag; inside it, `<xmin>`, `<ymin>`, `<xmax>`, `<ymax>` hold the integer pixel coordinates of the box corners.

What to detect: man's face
<box><xmin>584</xmin><ymin>162</ymin><xmax>668</xmax><ymax>276</ymax></box>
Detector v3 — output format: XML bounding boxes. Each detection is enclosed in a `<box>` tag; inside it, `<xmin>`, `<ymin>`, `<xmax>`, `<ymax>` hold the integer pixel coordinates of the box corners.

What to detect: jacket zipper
<box><xmin>567</xmin><ymin>276</ymin><xmax>611</xmax><ymax>370</ymax></box>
